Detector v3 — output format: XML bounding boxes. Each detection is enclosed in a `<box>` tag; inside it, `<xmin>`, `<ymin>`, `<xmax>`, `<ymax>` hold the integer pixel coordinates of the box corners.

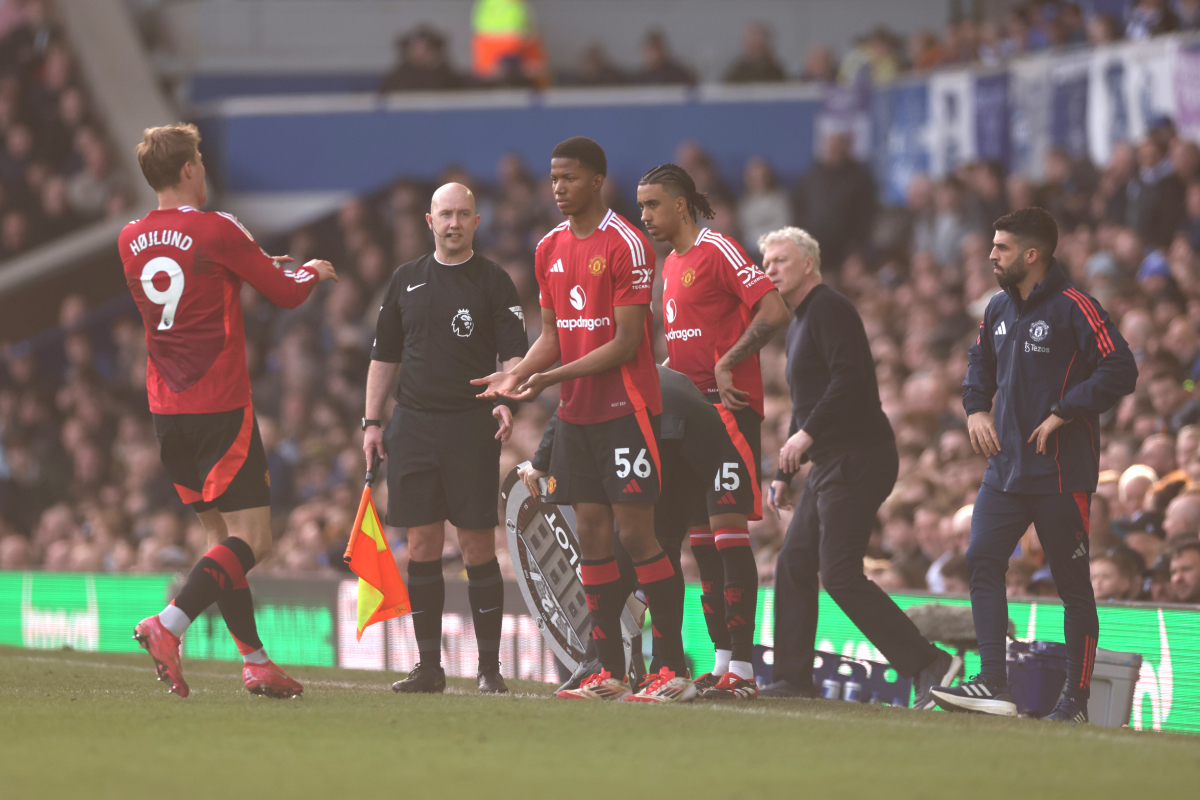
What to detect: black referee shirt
<box><xmin>779</xmin><ymin>284</ymin><xmax>893</xmax><ymax>471</ymax></box>
<box><xmin>371</xmin><ymin>252</ymin><xmax>529</xmax><ymax>412</ymax></box>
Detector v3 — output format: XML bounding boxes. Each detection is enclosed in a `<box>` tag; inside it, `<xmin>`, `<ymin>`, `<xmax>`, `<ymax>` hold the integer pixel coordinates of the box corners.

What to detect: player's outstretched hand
<box><xmin>778</xmin><ymin>429</ymin><xmax>813</xmax><ymax>475</ymax></box>
<box><xmin>1028</xmin><ymin>412</ymin><xmax>1068</xmax><ymax>455</ymax></box>
<box><xmin>305</xmin><ymin>259</ymin><xmax>338</xmax><ymax>282</ymax></box>
<box><xmin>363</xmin><ymin>425</ymin><xmax>386</xmax><ymax>469</ymax></box>
<box><xmin>493</xmin><ymin>405</ymin><xmax>513</xmax><ymax>443</ymax></box>
<box><xmin>270</xmin><ymin>255</ymin><xmax>294</xmax><ymax>265</ymax></box>
<box><xmin>472</xmin><ymin>371</ymin><xmax>521</xmax><ymax>399</ymax></box>
<box><xmin>518</xmin><ymin>463</ymin><xmax>546</xmax><ymax>498</ymax></box>
<box><xmin>510</xmin><ymin>372</ymin><xmax>552</xmax><ymax>402</ymax></box>
<box><xmin>767</xmin><ymin>479</ymin><xmax>792</xmax><ymax>515</ymax></box>
<box><xmin>714</xmin><ymin>362</ymin><xmax>750</xmax><ymax>411</ymax></box>
<box><xmin>967</xmin><ymin>411</ymin><xmax>1001</xmax><ymax>457</ymax></box>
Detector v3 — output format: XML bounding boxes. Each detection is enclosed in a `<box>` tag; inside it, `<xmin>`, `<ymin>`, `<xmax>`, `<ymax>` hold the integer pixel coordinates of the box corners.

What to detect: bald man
<box><xmin>363</xmin><ymin>183</ymin><xmax>528</xmax><ymax>695</ymax></box>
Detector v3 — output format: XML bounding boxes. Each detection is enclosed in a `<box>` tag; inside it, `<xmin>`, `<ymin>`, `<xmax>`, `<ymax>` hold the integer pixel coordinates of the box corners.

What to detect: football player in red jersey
<box><xmin>637</xmin><ymin>164</ymin><xmax>790</xmax><ymax>699</ymax></box>
<box><xmin>474</xmin><ymin>137</ymin><xmax>693</xmax><ymax>703</ymax></box>
<box><xmin>121</xmin><ymin>124</ymin><xmax>337</xmax><ymax>698</ymax></box>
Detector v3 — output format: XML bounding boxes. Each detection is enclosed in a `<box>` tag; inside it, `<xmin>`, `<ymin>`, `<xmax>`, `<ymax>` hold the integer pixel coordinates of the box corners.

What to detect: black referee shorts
<box><xmin>385</xmin><ymin>405</ymin><xmax>501</xmax><ymax>530</ymax></box>
<box><xmin>545</xmin><ymin>412</ymin><xmax>661</xmax><ymax>506</ymax></box>
<box><xmin>153</xmin><ymin>405</ymin><xmax>271</xmax><ymax>513</ymax></box>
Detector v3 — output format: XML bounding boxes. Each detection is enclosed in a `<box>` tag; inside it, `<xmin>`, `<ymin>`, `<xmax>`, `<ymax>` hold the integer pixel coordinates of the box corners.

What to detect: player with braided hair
<box><xmin>637</xmin><ymin>163</ymin><xmax>790</xmax><ymax>698</ymax></box>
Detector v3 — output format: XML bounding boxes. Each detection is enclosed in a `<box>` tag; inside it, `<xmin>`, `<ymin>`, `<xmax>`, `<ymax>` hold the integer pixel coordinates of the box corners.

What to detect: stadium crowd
<box><xmin>0</xmin><ymin>0</ymin><xmax>130</xmax><ymax>262</ymax></box>
<box><xmin>3</xmin><ymin>111</ymin><xmax>1200</xmax><ymax>608</ymax></box>
<box><xmin>374</xmin><ymin>1</ymin><xmax>1200</xmax><ymax>93</ymax></box>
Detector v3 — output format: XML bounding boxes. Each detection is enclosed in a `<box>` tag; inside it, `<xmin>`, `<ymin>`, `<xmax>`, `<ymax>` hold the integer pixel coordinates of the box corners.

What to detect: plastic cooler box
<box><xmin>1007</xmin><ymin>640</ymin><xmax>1142</xmax><ymax>726</ymax></box>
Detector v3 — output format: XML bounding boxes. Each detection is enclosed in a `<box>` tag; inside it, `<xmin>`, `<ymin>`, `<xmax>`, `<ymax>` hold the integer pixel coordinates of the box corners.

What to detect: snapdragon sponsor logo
<box><xmin>557</xmin><ymin>316</ymin><xmax>612</xmax><ymax>331</ymax></box>
<box><xmin>666</xmin><ymin>327</ymin><xmax>703</xmax><ymax>342</ymax></box>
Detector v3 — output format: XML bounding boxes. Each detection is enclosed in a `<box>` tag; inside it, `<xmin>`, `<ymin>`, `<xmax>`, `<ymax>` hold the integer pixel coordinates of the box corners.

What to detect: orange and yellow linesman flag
<box><xmin>343</xmin><ymin>484</ymin><xmax>410</xmax><ymax>640</ymax></box>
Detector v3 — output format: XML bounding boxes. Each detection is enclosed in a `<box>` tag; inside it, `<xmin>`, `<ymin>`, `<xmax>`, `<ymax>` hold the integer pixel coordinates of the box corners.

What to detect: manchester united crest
<box><xmin>681</xmin><ymin>267</ymin><xmax>696</xmax><ymax>287</ymax></box>
<box><xmin>588</xmin><ymin>255</ymin><xmax>607</xmax><ymax>276</ymax></box>
<box><xmin>546</xmin><ymin>476</ymin><xmax>557</xmax><ymax>494</ymax></box>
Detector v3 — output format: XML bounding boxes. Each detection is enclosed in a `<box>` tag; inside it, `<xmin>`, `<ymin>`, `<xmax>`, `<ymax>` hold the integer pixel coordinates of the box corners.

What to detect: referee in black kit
<box><xmin>759</xmin><ymin>226</ymin><xmax>953</xmax><ymax>706</ymax></box>
<box><xmin>362</xmin><ymin>182</ymin><xmax>528</xmax><ymax>695</ymax></box>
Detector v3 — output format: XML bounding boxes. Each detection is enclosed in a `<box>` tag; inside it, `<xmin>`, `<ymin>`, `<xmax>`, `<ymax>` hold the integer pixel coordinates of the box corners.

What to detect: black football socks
<box><xmin>467</xmin><ymin>558</ymin><xmax>504</xmax><ymax>672</ymax></box>
<box><xmin>407</xmin><ymin>558</ymin><xmax>445</xmax><ymax>667</ymax></box>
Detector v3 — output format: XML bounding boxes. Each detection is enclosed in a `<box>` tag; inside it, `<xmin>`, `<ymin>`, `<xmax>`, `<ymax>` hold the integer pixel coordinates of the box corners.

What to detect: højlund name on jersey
<box><xmin>129</xmin><ymin>229</ymin><xmax>194</xmax><ymax>256</ymax></box>
<box><xmin>556</xmin><ymin>316</ymin><xmax>612</xmax><ymax>331</ymax></box>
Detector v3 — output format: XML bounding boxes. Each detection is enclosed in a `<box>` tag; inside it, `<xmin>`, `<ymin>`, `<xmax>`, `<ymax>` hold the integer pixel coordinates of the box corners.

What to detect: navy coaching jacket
<box><xmin>963</xmin><ymin>260</ymin><xmax>1137</xmax><ymax>495</ymax></box>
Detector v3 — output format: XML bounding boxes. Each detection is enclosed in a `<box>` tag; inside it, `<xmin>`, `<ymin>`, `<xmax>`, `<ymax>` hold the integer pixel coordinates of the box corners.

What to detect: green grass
<box><xmin>1</xmin><ymin>646</ymin><xmax>1197</xmax><ymax>799</ymax></box>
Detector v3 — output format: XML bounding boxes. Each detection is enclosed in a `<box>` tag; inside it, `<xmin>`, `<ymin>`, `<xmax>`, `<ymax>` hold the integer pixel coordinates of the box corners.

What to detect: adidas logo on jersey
<box><xmin>995</xmin><ymin>321</ymin><xmax>1007</xmax><ymax>336</ymax></box>
<box><xmin>623</xmin><ymin>480</ymin><xmax>642</xmax><ymax>494</ymax></box>
<box><xmin>549</xmin><ymin>259</ymin><xmax>564</xmax><ymax>273</ymax></box>
<box><xmin>717</xmin><ymin>491</ymin><xmax>737</xmax><ymax>505</ymax></box>
<box><xmin>1071</xmin><ymin>542</ymin><xmax>1087</xmax><ymax>559</ymax></box>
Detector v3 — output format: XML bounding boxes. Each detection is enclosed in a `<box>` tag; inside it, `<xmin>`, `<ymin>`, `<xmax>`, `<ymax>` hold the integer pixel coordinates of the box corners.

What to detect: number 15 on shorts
<box><xmin>614</xmin><ymin>448</ymin><xmax>651</xmax><ymax>479</ymax></box>
<box><xmin>715</xmin><ymin>462</ymin><xmax>740</xmax><ymax>491</ymax></box>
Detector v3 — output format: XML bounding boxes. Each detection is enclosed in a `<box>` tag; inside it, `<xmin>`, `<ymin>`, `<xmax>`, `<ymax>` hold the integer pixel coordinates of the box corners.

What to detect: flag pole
<box><xmin>344</xmin><ymin>452</ymin><xmax>382</xmax><ymax>565</ymax></box>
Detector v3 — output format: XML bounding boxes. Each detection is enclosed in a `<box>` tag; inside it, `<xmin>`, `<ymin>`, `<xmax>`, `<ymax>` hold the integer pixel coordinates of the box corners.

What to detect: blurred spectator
<box><xmin>839</xmin><ymin>28</ymin><xmax>900</xmax><ymax>86</ymax></box>
<box><xmin>1169</xmin><ymin>537</ymin><xmax>1200</xmax><ymax>602</ymax></box>
<box><xmin>908</xmin><ymin>30</ymin><xmax>947</xmax><ymax>71</ymax></box>
<box><xmin>723</xmin><ymin>23</ymin><xmax>786</xmax><ymax>84</ymax></box>
<box><xmin>1129</xmin><ymin>136</ymin><xmax>1187</xmax><ymax>250</ymax></box>
<box><xmin>737</xmin><ymin>156</ymin><xmax>791</xmax><ymax>247</ymax></box>
<box><xmin>1163</xmin><ymin>490</ymin><xmax>1200</xmax><ymax>538</ymax></box>
<box><xmin>799</xmin><ymin>45</ymin><xmax>838</xmax><ymax>84</ymax></box>
<box><xmin>0</xmin><ymin>9</ymin><xmax>127</xmax><ymax>262</ymax></box>
<box><xmin>940</xmin><ymin>553</ymin><xmax>969</xmax><ymax>595</ymax></box>
<box><xmin>471</xmin><ymin>0</ymin><xmax>548</xmax><ymax>86</ymax></box>
<box><xmin>1180</xmin><ymin>0</ymin><xmax>1200</xmax><ymax>29</ymax></box>
<box><xmin>633</xmin><ymin>28</ymin><xmax>694</xmax><ymax>86</ymax></box>
<box><xmin>1088</xmin><ymin>12</ymin><xmax>1125</xmax><ymax>45</ymax></box>
<box><xmin>1091</xmin><ymin>548</ymin><xmax>1144</xmax><ymax>601</ymax></box>
<box><xmin>1007</xmin><ymin>557</ymin><xmax>1038</xmax><ymax>596</ymax></box>
<box><xmin>379</xmin><ymin>26</ymin><xmax>464</xmax><ymax>93</ymax></box>
<box><xmin>569</xmin><ymin>43</ymin><xmax>626</xmax><ymax>87</ymax></box>
<box><xmin>1127</xmin><ymin>0</ymin><xmax>1181</xmax><ymax>40</ymax></box>
<box><xmin>793</xmin><ymin>129</ymin><xmax>875</xmax><ymax>272</ymax></box>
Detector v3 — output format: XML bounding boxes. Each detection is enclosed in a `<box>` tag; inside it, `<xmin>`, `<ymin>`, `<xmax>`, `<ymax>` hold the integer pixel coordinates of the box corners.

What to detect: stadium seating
<box><xmin>1</xmin><ymin>0</ymin><xmax>1199</xmax><ymax>614</ymax></box>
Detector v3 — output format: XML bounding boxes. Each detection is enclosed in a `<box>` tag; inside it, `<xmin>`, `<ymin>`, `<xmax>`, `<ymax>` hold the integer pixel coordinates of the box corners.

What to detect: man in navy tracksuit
<box><xmin>930</xmin><ymin>208</ymin><xmax>1136</xmax><ymax>723</ymax></box>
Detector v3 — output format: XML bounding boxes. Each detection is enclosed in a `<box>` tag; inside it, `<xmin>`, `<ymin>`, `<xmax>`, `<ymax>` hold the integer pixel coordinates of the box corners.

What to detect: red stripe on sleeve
<box><xmin>1065</xmin><ymin>289</ymin><xmax>1114</xmax><ymax>355</ymax></box>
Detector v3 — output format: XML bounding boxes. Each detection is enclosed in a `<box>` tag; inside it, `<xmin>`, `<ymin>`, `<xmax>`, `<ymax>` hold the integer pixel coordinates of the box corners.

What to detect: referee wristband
<box><xmin>362</xmin><ymin>418</ymin><xmax>381</xmax><ymax>430</ymax></box>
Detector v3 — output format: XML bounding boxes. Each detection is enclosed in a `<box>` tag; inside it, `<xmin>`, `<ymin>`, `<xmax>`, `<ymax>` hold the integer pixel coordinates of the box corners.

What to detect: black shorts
<box><xmin>546</xmin><ymin>412</ymin><xmax>661</xmax><ymax>506</ymax></box>
<box><xmin>153</xmin><ymin>405</ymin><xmax>271</xmax><ymax>513</ymax></box>
<box><xmin>693</xmin><ymin>404</ymin><xmax>762</xmax><ymax>523</ymax></box>
<box><xmin>385</xmin><ymin>405</ymin><xmax>501</xmax><ymax>529</ymax></box>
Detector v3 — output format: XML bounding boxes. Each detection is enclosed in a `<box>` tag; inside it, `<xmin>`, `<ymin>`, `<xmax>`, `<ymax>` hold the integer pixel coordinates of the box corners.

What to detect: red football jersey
<box><xmin>661</xmin><ymin>228</ymin><xmax>775</xmax><ymax>417</ymax></box>
<box><xmin>119</xmin><ymin>206</ymin><xmax>319</xmax><ymax>415</ymax></box>
<box><xmin>536</xmin><ymin>209</ymin><xmax>661</xmax><ymax>425</ymax></box>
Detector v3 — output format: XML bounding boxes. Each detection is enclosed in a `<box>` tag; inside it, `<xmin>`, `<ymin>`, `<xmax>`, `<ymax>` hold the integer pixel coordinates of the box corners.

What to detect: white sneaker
<box><xmin>623</xmin><ymin>667</ymin><xmax>697</xmax><ymax>703</ymax></box>
<box><xmin>555</xmin><ymin>668</ymin><xmax>631</xmax><ymax>701</ymax></box>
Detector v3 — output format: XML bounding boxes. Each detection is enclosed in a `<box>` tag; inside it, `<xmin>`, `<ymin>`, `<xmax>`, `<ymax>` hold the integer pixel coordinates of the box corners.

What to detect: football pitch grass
<box><xmin>1</xmin><ymin>646</ymin><xmax>1197</xmax><ymax>799</ymax></box>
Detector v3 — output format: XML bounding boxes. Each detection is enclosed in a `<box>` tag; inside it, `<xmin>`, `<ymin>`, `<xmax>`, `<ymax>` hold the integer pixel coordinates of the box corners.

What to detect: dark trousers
<box><xmin>967</xmin><ymin>483</ymin><xmax>1098</xmax><ymax>700</ymax></box>
<box><xmin>772</xmin><ymin>441</ymin><xmax>938</xmax><ymax>685</ymax></box>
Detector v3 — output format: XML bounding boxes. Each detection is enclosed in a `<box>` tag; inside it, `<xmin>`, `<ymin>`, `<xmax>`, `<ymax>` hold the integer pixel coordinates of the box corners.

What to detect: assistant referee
<box><xmin>362</xmin><ymin>182</ymin><xmax>528</xmax><ymax>695</ymax></box>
